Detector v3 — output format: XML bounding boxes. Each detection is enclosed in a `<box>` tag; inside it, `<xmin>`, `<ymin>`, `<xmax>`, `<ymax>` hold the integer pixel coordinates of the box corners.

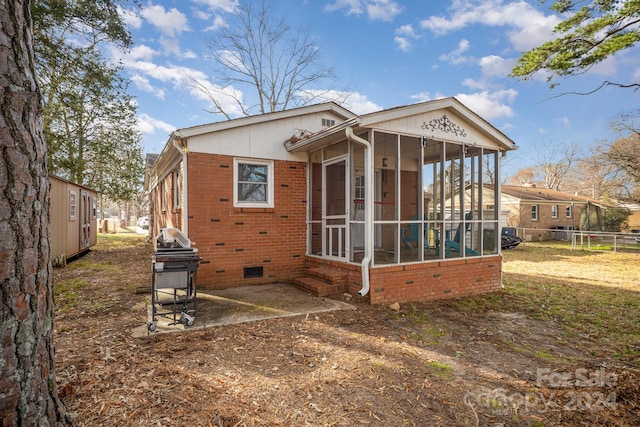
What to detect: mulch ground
<box><xmin>53</xmin><ymin>236</ymin><xmax>639</xmax><ymax>426</ymax></box>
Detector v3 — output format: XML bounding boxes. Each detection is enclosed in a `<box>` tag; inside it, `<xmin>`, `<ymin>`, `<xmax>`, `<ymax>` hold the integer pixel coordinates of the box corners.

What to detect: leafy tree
<box><xmin>511</xmin><ymin>0</ymin><xmax>640</xmax><ymax>91</ymax></box>
<box><xmin>33</xmin><ymin>0</ymin><xmax>143</xmax><ymax>202</ymax></box>
<box><xmin>196</xmin><ymin>1</ymin><xmax>339</xmax><ymax>118</ymax></box>
<box><xmin>602</xmin><ymin>207</ymin><xmax>632</xmax><ymax>231</ymax></box>
<box><xmin>0</xmin><ymin>0</ymin><xmax>67</xmax><ymax>424</ymax></box>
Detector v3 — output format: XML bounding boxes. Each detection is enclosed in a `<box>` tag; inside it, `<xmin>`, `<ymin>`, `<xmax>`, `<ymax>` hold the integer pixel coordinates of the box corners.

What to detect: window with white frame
<box><xmin>161</xmin><ymin>181</ymin><xmax>166</xmax><ymax>211</ymax></box>
<box><xmin>531</xmin><ymin>205</ymin><xmax>538</xmax><ymax>221</ymax></box>
<box><xmin>551</xmin><ymin>205</ymin><xmax>558</xmax><ymax>218</ymax></box>
<box><xmin>173</xmin><ymin>169</ymin><xmax>182</xmax><ymax>209</ymax></box>
<box><xmin>566</xmin><ymin>205</ymin><xmax>572</xmax><ymax>218</ymax></box>
<box><xmin>234</xmin><ymin>158</ymin><xmax>274</xmax><ymax>208</ymax></box>
<box><xmin>69</xmin><ymin>190</ymin><xmax>77</xmax><ymax>220</ymax></box>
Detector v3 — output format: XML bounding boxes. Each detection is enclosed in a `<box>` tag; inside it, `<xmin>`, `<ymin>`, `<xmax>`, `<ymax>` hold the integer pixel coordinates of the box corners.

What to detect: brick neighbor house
<box><xmin>146</xmin><ymin>98</ymin><xmax>517</xmax><ymax>304</ymax></box>
<box><xmin>500</xmin><ymin>185</ymin><xmax>613</xmax><ymax>241</ymax></box>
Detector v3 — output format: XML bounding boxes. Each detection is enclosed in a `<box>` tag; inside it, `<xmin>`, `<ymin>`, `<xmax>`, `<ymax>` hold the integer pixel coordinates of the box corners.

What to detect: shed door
<box><xmin>79</xmin><ymin>190</ymin><xmax>91</xmax><ymax>250</ymax></box>
<box><xmin>323</xmin><ymin>157</ymin><xmax>348</xmax><ymax>260</ymax></box>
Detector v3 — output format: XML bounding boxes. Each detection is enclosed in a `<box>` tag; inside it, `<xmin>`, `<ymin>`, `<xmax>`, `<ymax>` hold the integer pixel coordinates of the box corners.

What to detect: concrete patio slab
<box><xmin>132</xmin><ymin>283</ymin><xmax>355</xmax><ymax>337</ymax></box>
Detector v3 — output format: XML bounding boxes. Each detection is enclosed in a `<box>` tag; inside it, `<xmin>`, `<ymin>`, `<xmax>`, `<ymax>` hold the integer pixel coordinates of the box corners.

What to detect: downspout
<box><xmin>345</xmin><ymin>126</ymin><xmax>371</xmax><ymax>296</ymax></box>
<box><xmin>172</xmin><ymin>136</ymin><xmax>189</xmax><ymax>237</ymax></box>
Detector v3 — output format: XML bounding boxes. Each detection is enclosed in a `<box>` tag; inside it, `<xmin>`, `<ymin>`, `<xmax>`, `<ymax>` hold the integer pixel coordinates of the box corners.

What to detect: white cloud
<box><xmin>367</xmin><ymin>0</ymin><xmax>403</xmax><ymax>22</ymax></box>
<box><xmin>344</xmin><ymin>92</ymin><xmax>383</xmax><ymax>114</ymax></box>
<box><xmin>119</xmin><ymin>58</ymin><xmax>245</xmax><ymax>117</ymax></box>
<box><xmin>394</xmin><ymin>24</ymin><xmax>419</xmax><ymax>52</ymax></box>
<box><xmin>130</xmin><ymin>75</ymin><xmax>165</xmax><ymax>99</ymax></box>
<box><xmin>325</xmin><ymin>0</ymin><xmax>403</xmax><ymax>21</ymax></box>
<box><xmin>183</xmin><ymin>50</ymin><xmax>198</xmax><ymax>59</ymax></box>
<box><xmin>119</xmin><ymin>6</ymin><xmax>142</xmax><ymax>29</ymax></box>
<box><xmin>141</xmin><ymin>4</ymin><xmax>189</xmax><ymax>37</ymax></box>
<box><xmin>439</xmin><ymin>38</ymin><xmax>471</xmax><ymax>65</ymax></box>
<box><xmin>191</xmin><ymin>0</ymin><xmax>239</xmax><ymax>13</ymax></box>
<box><xmin>478</xmin><ymin>55</ymin><xmax>515</xmax><ymax>78</ymax></box>
<box><xmin>409</xmin><ymin>91</ymin><xmax>446</xmax><ymax>102</ymax></box>
<box><xmin>204</xmin><ymin>15</ymin><xmax>228</xmax><ymax>31</ymax></box>
<box><xmin>299</xmin><ymin>90</ymin><xmax>382</xmax><ymax>114</ymax></box>
<box><xmin>454</xmin><ymin>89</ymin><xmax>518</xmax><ymax>120</ymax></box>
<box><xmin>137</xmin><ymin>113</ymin><xmax>176</xmax><ymax>135</ymax></box>
<box><xmin>420</xmin><ymin>0</ymin><xmax>561</xmax><ymax>51</ymax></box>
<box><xmin>409</xmin><ymin>89</ymin><xmax>517</xmax><ymax>120</ymax></box>
<box><xmin>127</xmin><ymin>45</ymin><xmax>157</xmax><ymax>61</ymax></box>
<box><xmin>461</xmin><ymin>78</ymin><xmax>485</xmax><ymax>90</ymax></box>
<box><xmin>159</xmin><ymin>37</ymin><xmax>181</xmax><ymax>56</ymax></box>
<box><xmin>555</xmin><ymin>116</ymin><xmax>570</xmax><ymax>127</ymax></box>
<box><xmin>325</xmin><ymin>0</ymin><xmax>364</xmax><ymax>15</ymax></box>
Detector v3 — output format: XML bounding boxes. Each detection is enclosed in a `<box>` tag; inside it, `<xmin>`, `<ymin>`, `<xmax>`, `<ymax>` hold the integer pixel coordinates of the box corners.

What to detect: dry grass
<box><xmin>53</xmin><ymin>235</ymin><xmax>640</xmax><ymax>426</ymax></box>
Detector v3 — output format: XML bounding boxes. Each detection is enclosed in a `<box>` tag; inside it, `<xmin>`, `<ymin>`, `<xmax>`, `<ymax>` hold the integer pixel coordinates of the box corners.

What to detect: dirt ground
<box><xmin>53</xmin><ymin>235</ymin><xmax>639</xmax><ymax>426</ymax></box>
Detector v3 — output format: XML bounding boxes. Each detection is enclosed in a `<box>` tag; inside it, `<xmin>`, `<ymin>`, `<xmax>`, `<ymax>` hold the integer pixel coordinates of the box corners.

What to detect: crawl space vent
<box><xmin>244</xmin><ymin>266</ymin><xmax>263</xmax><ymax>278</ymax></box>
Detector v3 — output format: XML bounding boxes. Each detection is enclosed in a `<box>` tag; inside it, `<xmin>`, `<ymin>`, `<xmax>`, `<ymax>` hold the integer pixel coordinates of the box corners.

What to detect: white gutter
<box><xmin>345</xmin><ymin>126</ymin><xmax>372</xmax><ymax>296</ymax></box>
<box><xmin>172</xmin><ymin>137</ymin><xmax>189</xmax><ymax>237</ymax></box>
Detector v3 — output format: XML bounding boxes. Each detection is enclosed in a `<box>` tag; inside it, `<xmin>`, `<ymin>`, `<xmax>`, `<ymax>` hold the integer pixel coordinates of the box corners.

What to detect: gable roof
<box><xmin>501</xmin><ymin>185</ymin><xmax>616</xmax><ymax>208</ymax></box>
<box><xmin>173</xmin><ymin>102</ymin><xmax>355</xmax><ymax>139</ymax></box>
<box><xmin>285</xmin><ymin>97</ymin><xmax>516</xmax><ymax>153</ymax></box>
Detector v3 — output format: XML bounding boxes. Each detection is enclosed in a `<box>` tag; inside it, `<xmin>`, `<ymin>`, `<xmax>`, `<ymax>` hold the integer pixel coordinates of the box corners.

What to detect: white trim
<box><xmin>173</xmin><ymin>169</ymin><xmax>182</xmax><ymax>209</ymax></box>
<box><xmin>69</xmin><ymin>189</ymin><xmax>77</xmax><ymax>221</ymax></box>
<box><xmin>233</xmin><ymin>158</ymin><xmax>275</xmax><ymax>208</ymax></box>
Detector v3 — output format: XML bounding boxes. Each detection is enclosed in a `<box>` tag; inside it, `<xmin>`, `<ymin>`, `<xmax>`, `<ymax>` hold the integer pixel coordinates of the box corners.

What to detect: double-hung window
<box><xmin>566</xmin><ymin>205</ymin><xmax>572</xmax><ymax>218</ymax></box>
<box><xmin>531</xmin><ymin>205</ymin><xmax>538</xmax><ymax>221</ymax></box>
<box><xmin>551</xmin><ymin>205</ymin><xmax>558</xmax><ymax>218</ymax></box>
<box><xmin>234</xmin><ymin>158</ymin><xmax>274</xmax><ymax>208</ymax></box>
<box><xmin>173</xmin><ymin>169</ymin><xmax>182</xmax><ymax>209</ymax></box>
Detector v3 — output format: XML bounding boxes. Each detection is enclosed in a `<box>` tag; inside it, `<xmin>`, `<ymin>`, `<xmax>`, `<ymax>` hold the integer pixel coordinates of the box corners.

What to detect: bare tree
<box><xmin>535</xmin><ymin>141</ymin><xmax>581</xmax><ymax>191</ymax></box>
<box><xmin>507</xmin><ymin>166</ymin><xmax>536</xmax><ymax>187</ymax></box>
<box><xmin>197</xmin><ymin>1</ymin><xmax>339</xmax><ymax>118</ymax></box>
<box><xmin>609</xmin><ymin>112</ymin><xmax>640</xmax><ymax>186</ymax></box>
<box><xmin>563</xmin><ymin>144</ymin><xmax>625</xmax><ymax>200</ymax></box>
<box><xmin>0</xmin><ymin>0</ymin><xmax>67</xmax><ymax>425</ymax></box>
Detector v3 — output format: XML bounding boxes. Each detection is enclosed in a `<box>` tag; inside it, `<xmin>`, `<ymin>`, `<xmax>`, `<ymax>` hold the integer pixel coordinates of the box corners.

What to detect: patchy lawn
<box><xmin>54</xmin><ymin>236</ymin><xmax>639</xmax><ymax>426</ymax></box>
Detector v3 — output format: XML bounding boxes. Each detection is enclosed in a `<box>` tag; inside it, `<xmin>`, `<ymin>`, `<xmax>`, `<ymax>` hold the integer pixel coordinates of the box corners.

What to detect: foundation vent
<box><xmin>244</xmin><ymin>266</ymin><xmax>264</xmax><ymax>279</ymax></box>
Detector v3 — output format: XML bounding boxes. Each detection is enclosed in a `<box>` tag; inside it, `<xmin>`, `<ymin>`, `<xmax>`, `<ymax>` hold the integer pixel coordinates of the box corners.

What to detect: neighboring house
<box><xmin>618</xmin><ymin>202</ymin><xmax>640</xmax><ymax>231</ymax></box>
<box><xmin>500</xmin><ymin>185</ymin><xmax>613</xmax><ymax>241</ymax></box>
<box><xmin>49</xmin><ymin>175</ymin><xmax>97</xmax><ymax>266</ymax></box>
<box><xmin>146</xmin><ymin>98</ymin><xmax>516</xmax><ymax>304</ymax></box>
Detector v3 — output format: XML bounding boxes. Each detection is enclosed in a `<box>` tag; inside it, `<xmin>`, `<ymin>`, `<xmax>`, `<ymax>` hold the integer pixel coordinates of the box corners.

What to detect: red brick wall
<box><xmin>306</xmin><ymin>255</ymin><xmax>502</xmax><ymax>305</ymax></box>
<box><xmin>516</xmin><ymin>202</ymin><xmax>583</xmax><ymax>239</ymax></box>
<box><xmin>187</xmin><ymin>152</ymin><xmax>307</xmax><ymax>288</ymax></box>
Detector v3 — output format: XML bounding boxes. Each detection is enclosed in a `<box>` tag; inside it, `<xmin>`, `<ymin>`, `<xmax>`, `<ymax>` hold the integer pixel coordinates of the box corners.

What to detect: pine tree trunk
<box><xmin>0</xmin><ymin>1</ymin><xmax>67</xmax><ymax>425</ymax></box>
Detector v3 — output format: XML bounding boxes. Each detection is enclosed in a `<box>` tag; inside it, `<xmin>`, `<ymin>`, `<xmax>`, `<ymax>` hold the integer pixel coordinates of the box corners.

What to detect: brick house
<box><xmin>146</xmin><ymin>98</ymin><xmax>517</xmax><ymax>304</ymax></box>
<box><xmin>500</xmin><ymin>185</ymin><xmax>611</xmax><ymax>240</ymax></box>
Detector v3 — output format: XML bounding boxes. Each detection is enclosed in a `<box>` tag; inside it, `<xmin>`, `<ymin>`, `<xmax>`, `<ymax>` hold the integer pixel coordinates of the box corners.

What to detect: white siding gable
<box><xmin>188</xmin><ymin>111</ymin><xmax>347</xmax><ymax>161</ymax></box>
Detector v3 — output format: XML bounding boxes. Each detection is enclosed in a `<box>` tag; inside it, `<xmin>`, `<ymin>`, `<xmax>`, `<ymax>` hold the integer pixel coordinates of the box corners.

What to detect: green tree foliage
<box><xmin>511</xmin><ymin>0</ymin><xmax>640</xmax><ymax>90</ymax></box>
<box><xmin>33</xmin><ymin>0</ymin><xmax>143</xmax><ymax>202</ymax></box>
<box><xmin>602</xmin><ymin>207</ymin><xmax>632</xmax><ymax>230</ymax></box>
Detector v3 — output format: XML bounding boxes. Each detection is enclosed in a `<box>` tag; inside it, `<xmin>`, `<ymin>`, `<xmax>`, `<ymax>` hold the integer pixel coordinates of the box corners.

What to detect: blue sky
<box><xmin>113</xmin><ymin>0</ymin><xmax>640</xmax><ymax>178</ymax></box>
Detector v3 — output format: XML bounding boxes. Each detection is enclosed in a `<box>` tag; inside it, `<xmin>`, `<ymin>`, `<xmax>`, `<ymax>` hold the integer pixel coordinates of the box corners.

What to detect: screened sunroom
<box><xmin>285</xmin><ymin>98</ymin><xmax>516</xmax><ymax>301</ymax></box>
<box><xmin>288</xmin><ymin>99</ymin><xmax>514</xmax><ymax>266</ymax></box>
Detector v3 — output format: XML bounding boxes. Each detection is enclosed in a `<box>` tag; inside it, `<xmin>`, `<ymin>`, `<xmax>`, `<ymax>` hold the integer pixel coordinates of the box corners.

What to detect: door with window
<box><xmin>323</xmin><ymin>157</ymin><xmax>348</xmax><ymax>260</ymax></box>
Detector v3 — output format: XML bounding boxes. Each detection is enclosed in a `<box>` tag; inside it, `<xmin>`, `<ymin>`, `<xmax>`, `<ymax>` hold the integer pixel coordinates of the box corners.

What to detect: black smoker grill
<box><xmin>148</xmin><ymin>228</ymin><xmax>200</xmax><ymax>331</ymax></box>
